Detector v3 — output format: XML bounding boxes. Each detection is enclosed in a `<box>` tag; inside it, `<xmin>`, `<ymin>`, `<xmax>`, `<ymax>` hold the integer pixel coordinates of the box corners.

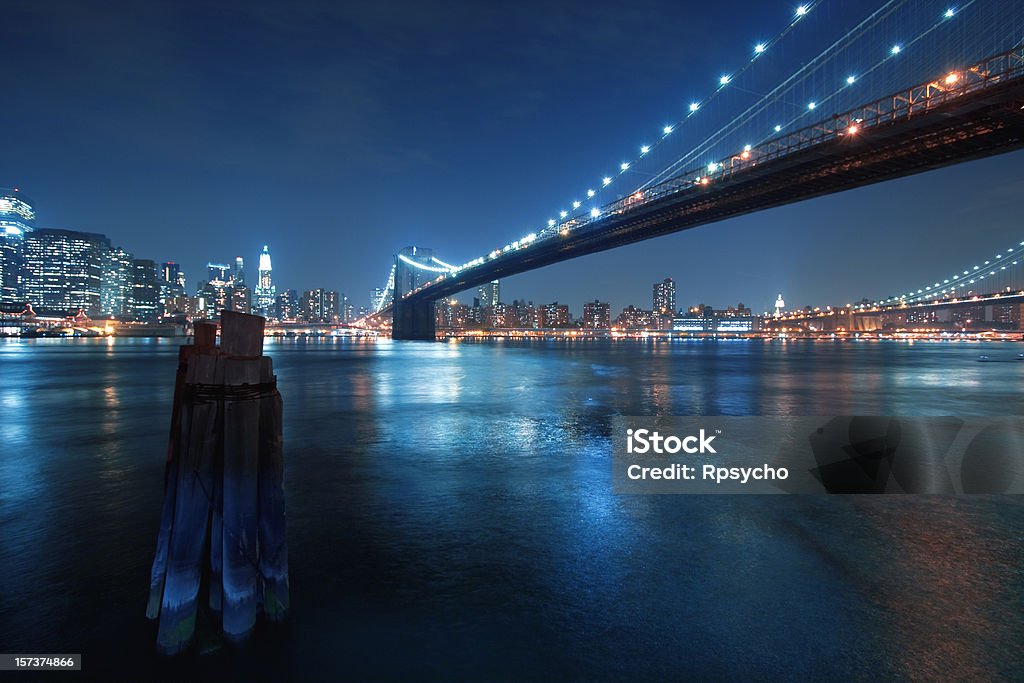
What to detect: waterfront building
<box><xmin>0</xmin><ymin>187</ymin><xmax>34</xmax><ymax>306</ymax></box>
<box><xmin>537</xmin><ymin>302</ymin><xmax>571</xmax><ymax>328</ymax></box>
<box><xmin>24</xmin><ymin>228</ymin><xmax>108</xmax><ymax>316</ymax></box>
<box><xmin>617</xmin><ymin>305</ymin><xmax>655</xmax><ymax>330</ymax></box>
<box><xmin>582</xmin><ymin>300</ymin><xmax>611</xmax><ymax>329</ymax></box>
<box><xmin>653</xmin><ymin>278</ymin><xmax>676</xmax><ymax>316</ymax></box>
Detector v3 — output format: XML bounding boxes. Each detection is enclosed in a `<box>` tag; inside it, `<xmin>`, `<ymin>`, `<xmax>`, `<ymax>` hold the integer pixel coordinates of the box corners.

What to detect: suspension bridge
<box><xmin>367</xmin><ymin>1</ymin><xmax>1024</xmax><ymax>339</ymax></box>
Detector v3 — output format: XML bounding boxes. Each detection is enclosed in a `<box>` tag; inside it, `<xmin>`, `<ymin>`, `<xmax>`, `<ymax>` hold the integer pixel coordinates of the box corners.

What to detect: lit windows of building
<box><xmin>24</xmin><ymin>228</ymin><xmax>108</xmax><ymax>316</ymax></box>
<box><xmin>254</xmin><ymin>245</ymin><xmax>276</xmax><ymax>316</ymax></box>
<box><xmin>128</xmin><ymin>259</ymin><xmax>161</xmax><ymax>322</ymax></box>
<box><xmin>101</xmin><ymin>247</ymin><xmax>134</xmax><ymax>317</ymax></box>
<box><xmin>0</xmin><ymin>187</ymin><xmax>34</xmax><ymax>305</ymax></box>
<box><xmin>582</xmin><ymin>300</ymin><xmax>611</xmax><ymax>329</ymax></box>
<box><xmin>653</xmin><ymin>278</ymin><xmax>676</xmax><ymax>315</ymax></box>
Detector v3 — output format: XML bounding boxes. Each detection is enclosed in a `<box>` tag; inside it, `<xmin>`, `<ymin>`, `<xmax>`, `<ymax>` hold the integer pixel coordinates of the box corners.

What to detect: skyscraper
<box><xmin>478</xmin><ymin>280</ymin><xmax>500</xmax><ymax>308</ymax></box>
<box><xmin>233</xmin><ymin>256</ymin><xmax>245</xmax><ymax>287</ymax></box>
<box><xmin>254</xmin><ymin>245</ymin><xmax>275</xmax><ymax>316</ymax></box>
<box><xmin>101</xmin><ymin>247</ymin><xmax>134</xmax><ymax>317</ymax></box>
<box><xmin>128</xmin><ymin>259</ymin><xmax>161</xmax><ymax>322</ymax></box>
<box><xmin>653</xmin><ymin>278</ymin><xmax>676</xmax><ymax>316</ymax></box>
<box><xmin>24</xmin><ymin>228</ymin><xmax>108</xmax><ymax>316</ymax></box>
<box><xmin>0</xmin><ymin>187</ymin><xmax>34</xmax><ymax>306</ymax></box>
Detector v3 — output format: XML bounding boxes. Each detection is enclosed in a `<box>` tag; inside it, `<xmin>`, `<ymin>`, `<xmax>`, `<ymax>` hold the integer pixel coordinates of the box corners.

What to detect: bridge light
<box><xmin>547</xmin><ymin>219</ymin><xmax>556</xmax><ymax>227</ymax></box>
<box><xmin>572</xmin><ymin>200</ymin><xmax>581</xmax><ymax>209</ymax></box>
<box><xmin>944</xmin><ymin>8</ymin><xmax>955</xmax><ymax>18</ymax></box>
<box><xmin>743</xmin><ymin>144</ymin><xmax>752</xmax><ymax>152</ymax></box>
<box><xmin>560</xmin><ymin>210</ymin><xmax>568</xmax><ymax>218</ymax></box>
<box><xmin>700</xmin><ymin>177</ymin><xmax>710</xmax><ymax>185</ymax></box>
<box><xmin>708</xmin><ymin>162</ymin><xmax>718</xmax><ymax>172</ymax></box>
<box><xmin>719</xmin><ymin>75</ymin><xmax>730</xmax><ymax>85</ymax></box>
<box><xmin>807</xmin><ymin>101</ymin><xmax>816</xmax><ymax>110</ymax></box>
<box><xmin>847</xmin><ymin>124</ymin><xmax>859</xmax><ymax>135</ymax></box>
<box><xmin>754</xmin><ymin>43</ymin><xmax>766</xmax><ymax>54</ymax></box>
<box><xmin>846</xmin><ymin>75</ymin><xmax>856</xmax><ymax>85</ymax></box>
<box><xmin>689</xmin><ymin>102</ymin><xmax>700</xmax><ymax>112</ymax></box>
<box><xmin>774</xmin><ymin>125</ymin><xmax>782</xmax><ymax>132</ymax></box>
<box><xmin>944</xmin><ymin>72</ymin><xmax>959</xmax><ymax>85</ymax></box>
<box><xmin>663</xmin><ymin>125</ymin><xmax>673</xmax><ymax>135</ymax></box>
<box><xmin>741</xmin><ymin>151</ymin><xmax>750</xmax><ymax>159</ymax></box>
<box><xmin>620</xmin><ymin>162</ymin><xmax>630</xmax><ymax>171</ymax></box>
<box><xmin>891</xmin><ymin>44</ymin><xmax>901</xmax><ymax>55</ymax></box>
<box><xmin>590</xmin><ymin>208</ymin><xmax>600</xmax><ymax>217</ymax></box>
<box><xmin>587</xmin><ymin>189</ymin><xmax>596</xmax><ymax>197</ymax></box>
<box><xmin>640</xmin><ymin>145</ymin><xmax>650</xmax><ymax>154</ymax></box>
<box><xmin>796</xmin><ymin>5</ymin><xmax>808</xmax><ymax>17</ymax></box>
<box><xmin>602</xmin><ymin>177</ymin><xmax>612</xmax><ymax>186</ymax></box>
<box><xmin>560</xmin><ymin>227</ymin><xmax>569</xmax><ymax>236</ymax></box>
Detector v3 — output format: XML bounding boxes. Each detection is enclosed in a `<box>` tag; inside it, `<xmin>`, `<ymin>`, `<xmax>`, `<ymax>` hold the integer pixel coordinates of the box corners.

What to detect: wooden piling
<box><xmin>146</xmin><ymin>312</ymin><xmax>287</xmax><ymax>654</ymax></box>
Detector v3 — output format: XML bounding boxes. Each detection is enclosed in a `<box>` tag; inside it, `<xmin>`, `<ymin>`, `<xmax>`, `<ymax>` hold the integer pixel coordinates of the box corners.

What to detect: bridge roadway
<box><xmin>393</xmin><ymin>49</ymin><xmax>1024</xmax><ymax>339</ymax></box>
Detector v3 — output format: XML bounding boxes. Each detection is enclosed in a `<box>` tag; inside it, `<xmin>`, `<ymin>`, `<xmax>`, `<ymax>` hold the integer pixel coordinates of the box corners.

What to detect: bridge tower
<box><xmin>392</xmin><ymin>246</ymin><xmax>437</xmax><ymax>340</ymax></box>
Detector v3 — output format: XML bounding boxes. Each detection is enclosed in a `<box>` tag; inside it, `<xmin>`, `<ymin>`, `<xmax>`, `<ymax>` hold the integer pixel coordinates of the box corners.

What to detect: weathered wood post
<box><xmin>146</xmin><ymin>312</ymin><xmax>288</xmax><ymax>655</ymax></box>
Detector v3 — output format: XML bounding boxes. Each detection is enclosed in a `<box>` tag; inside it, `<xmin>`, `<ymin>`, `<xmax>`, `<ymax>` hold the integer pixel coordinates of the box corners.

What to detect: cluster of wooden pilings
<box><xmin>146</xmin><ymin>311</ymin><xmax>288</xmax><ymax>655</ymax></box>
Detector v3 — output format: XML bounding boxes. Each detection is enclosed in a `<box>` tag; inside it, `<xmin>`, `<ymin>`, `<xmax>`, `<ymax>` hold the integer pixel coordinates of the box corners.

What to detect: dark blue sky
<box><xmin>4</xmin><ymin>0</ymin><xmax>1022</xmax><ymax>315</ymax></box>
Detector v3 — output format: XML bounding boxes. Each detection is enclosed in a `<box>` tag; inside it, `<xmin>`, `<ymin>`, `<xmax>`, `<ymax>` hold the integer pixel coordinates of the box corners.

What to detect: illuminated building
<box><xmin>371</xmin><ymin>287</ymin><xmax>385</xmax><ymax>312</ymax></box>
<box><xmin>160</xmin><ymin>261</ymin><xmax>185</xmax><ymax>307</ymax></box>
<box><xmin>207</xmin><ymin>262</ymin><xmax>231</xmax><ymax>283</ymax></box>
<box><xmin>275</xmin><ymin>289</ymin><xmax>299</xmax><ymax>321</ymax></box>
<box><xmin>774</xmin><ymin>293</ymin><xmax>786</xmax><ymax>318</ymax></box>
<box><xmin>653</xmin><ymin>278</ymin><xmax>676</xmax><ymax>315</ymax></box>
<box><xmin>478</xmin><ymin>279</ymin><xmax>500</xmax><ymax>308</ymax></box>
<box><xmin>254</xmin><ymin>245</ymin><xmax>276</xmax><ymax>316</ymax></box>
<box><xmin>617</xmin><ymin>305</ymin><xmax>655</xmax><ymax>330</ymax></box>
<box><xmin>537</xmin><ymin>301</ymin><xmax>571</xmax><ymax>328</ymax></box>
<box><xmin>301</xmin><ymin>288</ymin><xmax>338</xmax><ymax>323</ymax></box>
<box><xmin>341</xmin><ymin>293</ymin><xmax>353</xmax><ymax>323</ymax></box>
<box><xmin>230</xmin><ymin>285</ymin><xmax>251</xmax><ymax>315</ymax></box>
<box><xmin>0</xmin><ymin>187</ymin><xmax>34</xmax><ymax>305</ymax></box>
<box><xmin>437</xmin><ymin>299</ymin><xmax>471</xmax><ymax>329</ymax></box>
<box><xmin>24</xmin><ymin>228</ymin><xmax>108</xmax><ymax>316</ymax></box>
<box><xmin>233</xmin><ymin>256</ymin><xmax>245</xmax><ymax>287</ymax></box>
<box><xmin>582</xmin><ymin>300</ymin><xmax>611</xmax><ymax>329</ymax></box>
<box><xmin>128</xmin><ymin>259</ymin><xmax>161</xmax><ymax>322</ymax></box>
<box><xmin>101</xmin><ymin>247</ymin><xmax>134</xmax><ymax>317</ymax></box>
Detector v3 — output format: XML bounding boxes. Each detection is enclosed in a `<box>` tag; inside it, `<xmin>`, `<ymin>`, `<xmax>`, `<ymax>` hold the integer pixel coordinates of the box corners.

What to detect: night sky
<box><xmin>4</xmin><ymin>0</ymin><xmax>1023</xmax><ymax>315</ymax></box>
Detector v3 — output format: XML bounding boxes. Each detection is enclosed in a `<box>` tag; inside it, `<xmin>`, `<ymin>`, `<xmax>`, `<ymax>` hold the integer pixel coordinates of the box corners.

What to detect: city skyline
<box><xmin>4</xmin><ymin>1</ymin><xmax>1024</xmax><ymax>317</ymax></box>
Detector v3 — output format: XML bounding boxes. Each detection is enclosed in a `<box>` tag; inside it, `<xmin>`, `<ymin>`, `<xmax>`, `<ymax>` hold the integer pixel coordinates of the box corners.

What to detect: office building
<box><xmin>24</xmin><ymin>228</ymin><xmax>108</xmax><ymax>316</ymax></box>
<box><xmin>101</xmin><ymin>247</ymin><xmax>134</xmax><ymax>317</ymax></box>
<box><xmin>0</xmin><ymin>187</ymin><xmax>34</xmax><ymax>305</ymax></box>
<box><xmin>478</xmin><ymin>279</ymin><xmax>500</xmax><ymax>308</ymax></box>
<box><xmin>128</xmin><ymin>259</ymin><xmax>161</xmax><ymax>322</ymax></box>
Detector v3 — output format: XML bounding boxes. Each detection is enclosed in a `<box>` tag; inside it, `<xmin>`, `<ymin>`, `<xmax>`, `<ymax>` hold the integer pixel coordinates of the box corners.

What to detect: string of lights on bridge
<box><xmin>640</xmin><ymin>0</ymin><xmax>971</xmax><ymax>191</ymax></box>
<box><xmin>864</xmin><ymin>240</ymin><xmax>1024</xmax><ymax>309</ymax></box>
<box><xmin>407</xmin><ymin>2</ymin><xmax>970</xmax><ymax>281</ymax></box>
<box><xmin>387</xmin><ymin>1</ymin><xmax>984</xmax><ymax>313</ymax></box>
<box><xmin>436</xmin><ymin>1</ymin><xmax>827</xmax><ymax>275</ymax></box>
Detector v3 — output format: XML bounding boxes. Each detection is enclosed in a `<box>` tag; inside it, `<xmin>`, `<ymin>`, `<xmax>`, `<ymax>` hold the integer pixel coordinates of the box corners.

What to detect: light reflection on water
<box><xmin>0</xmin><ymin>337</ymin><xmax>1022</xmax><ymax>682</ymax></box>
